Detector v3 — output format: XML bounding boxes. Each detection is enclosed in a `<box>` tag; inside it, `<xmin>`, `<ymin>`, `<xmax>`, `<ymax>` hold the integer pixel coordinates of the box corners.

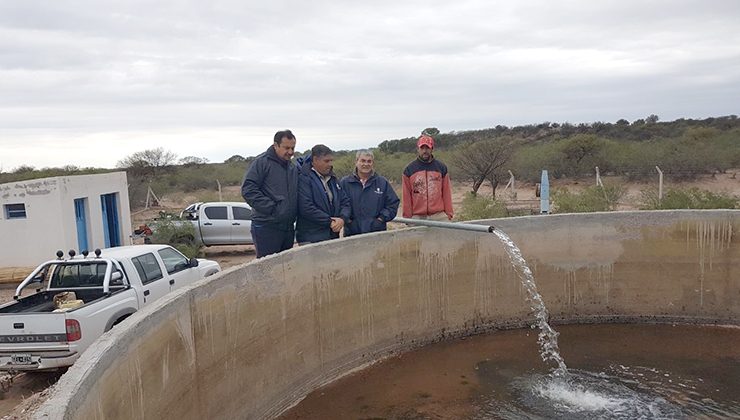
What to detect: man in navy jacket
<box><xmin>296</xmin><ymin>145</ymin><xmax>351</xmax><ymax>244</ymax></box>
<box><xmin>339</xmin><ymin>150</ymin><xmax>400</xmax><ymax>236</ymax></box>
<box><xmin>241</xmin><ymin>129</ymin><xmax>299</xmax><ymax>258</ymax></box>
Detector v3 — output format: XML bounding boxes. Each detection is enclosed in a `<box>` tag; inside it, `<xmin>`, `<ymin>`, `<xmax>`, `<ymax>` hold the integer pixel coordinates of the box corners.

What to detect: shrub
<box><xmin>149</xmin><ymin>217</ymin><xmax>202</xmax><ymax>258</ymax></box>
<box><xmin>552</xmin><ymin>183</ymin><xmax>626</xmax><ymax>213</ymax></box>
<box><xmin>373</xmin><ymin>151</ymin><xmax>415</xmax><ymax>183</ymax></box>
<box><xmin>457</xmin><ymin>193</ymin><xmax>509</xmax><ymax>221</ymax></box>
<box><xmin>639</xmin><ymin>187</ymin><xmax>739</xmax><ymax>210</ymax></box>
<box><xmin>331</xmin><ymin>153</ymin><xmax>356</xmax><ymax>179</ymax></box>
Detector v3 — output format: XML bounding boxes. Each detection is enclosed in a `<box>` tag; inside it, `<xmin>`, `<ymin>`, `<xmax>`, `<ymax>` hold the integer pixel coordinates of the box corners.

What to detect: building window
<box><xmin>4</xmin><ymin>203</ymin><xmax>27</xmax><ymax>219</ymax></box>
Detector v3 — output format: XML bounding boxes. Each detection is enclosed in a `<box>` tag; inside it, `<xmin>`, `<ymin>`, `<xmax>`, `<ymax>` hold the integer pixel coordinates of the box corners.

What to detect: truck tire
<box><xmin>108</xmin><ymin>314</ymin><xmax>132</xmax><ymax>331</ymax></box>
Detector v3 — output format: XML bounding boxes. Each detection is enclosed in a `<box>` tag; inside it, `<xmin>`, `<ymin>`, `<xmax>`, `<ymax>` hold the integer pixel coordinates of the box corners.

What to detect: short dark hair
<box><xmin>274</xmin><ymin>129</ymin><xmax>295</xmax><ymax>145</ymax></box>
<box><xmin>311</xmin><ymin>144</ymin><xmax>333</xmax><ymax>158</ymax></box>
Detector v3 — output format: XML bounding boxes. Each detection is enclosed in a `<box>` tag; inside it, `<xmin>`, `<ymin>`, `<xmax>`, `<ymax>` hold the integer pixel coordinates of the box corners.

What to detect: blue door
<box><xmin>74</xmin><ymin>198</ymin><xmax>89</xmax><ymax>252</ymax></box>
<box><xmin>101</xmin><ymin>193</ymin><xmax>121</xmax><ymax>247</ymax></box>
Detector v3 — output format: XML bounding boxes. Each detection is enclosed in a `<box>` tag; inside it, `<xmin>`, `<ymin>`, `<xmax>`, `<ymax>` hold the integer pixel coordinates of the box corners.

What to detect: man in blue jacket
<box><xmin>296</xmin><ymin>144</ymin><xmax>351</xmax><ymax>244</ymax></box>
<box><xmin>241</xmin><ymin>129</ymin><xmax>298</xmax><ymax>258</ymax></box>
<box><xmin>339</xmin><ymin>150</ymin><xmax>400</xmax><ymax>236</ymax></box>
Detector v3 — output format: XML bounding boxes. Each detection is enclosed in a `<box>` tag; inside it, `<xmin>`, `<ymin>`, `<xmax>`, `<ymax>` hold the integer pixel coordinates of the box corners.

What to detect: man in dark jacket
<box><xmin>241</xmin><ymin>129</ymin><xmax>299</xmax><ymax>258</ymax></box>
<box><xmin>296</xmin><ymin>144</ymin><xmax>351</xmax><ymax>244</ymax></box>
<box><xmin>340</xmin><ymin>150</ymin><xmax>400</xmax><ymax>236</ymax></box>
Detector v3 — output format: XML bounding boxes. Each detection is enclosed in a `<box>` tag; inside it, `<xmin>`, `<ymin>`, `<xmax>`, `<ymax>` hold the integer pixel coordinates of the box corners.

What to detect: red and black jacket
<box><xmin>401</xmin><ymin>158</ymin><xmax>454</xmax><ymax>218</ymax></box>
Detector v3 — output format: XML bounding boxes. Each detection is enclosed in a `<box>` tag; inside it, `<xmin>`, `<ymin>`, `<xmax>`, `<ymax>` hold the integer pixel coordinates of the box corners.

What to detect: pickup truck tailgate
<box><xmin>0</xmin><ymin>313</ymin><xmax>69</xmax><ymax>348</ymax></box>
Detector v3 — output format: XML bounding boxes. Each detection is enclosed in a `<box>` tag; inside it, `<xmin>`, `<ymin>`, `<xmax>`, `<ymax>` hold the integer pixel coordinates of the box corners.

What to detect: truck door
<box><xmin>199</xmin><ymin>205</ymin><xmax>231</xmax><ymax>245</ymax></box>
<box><xmin>156</xmin><ymin>247</ymin><xmax>199</xmax><ymax>292</ymax></box>
<box><xmin>230</xmin><ymin>205</ymin><xmax>253</xmax><ymax>244</ymax></box>
<box><xmin>131</xmin><ymin>253</ymin><xmax>170</xmax><ymax>304</ymax></box>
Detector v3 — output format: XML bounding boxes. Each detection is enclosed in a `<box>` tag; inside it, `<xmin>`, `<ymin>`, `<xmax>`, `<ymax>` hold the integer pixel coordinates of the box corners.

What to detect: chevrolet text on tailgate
<box><xmin>0</xmin><ymin>245</ymin><xmax>220</xmax><ymax>371</ymax></box>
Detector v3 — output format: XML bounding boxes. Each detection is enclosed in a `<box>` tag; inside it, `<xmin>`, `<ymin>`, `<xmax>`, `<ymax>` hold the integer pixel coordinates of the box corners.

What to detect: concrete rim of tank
<box><xmin>34</xmin><ymin>210</ymin><xmax>740</xmax><ymax>419</ymax></box>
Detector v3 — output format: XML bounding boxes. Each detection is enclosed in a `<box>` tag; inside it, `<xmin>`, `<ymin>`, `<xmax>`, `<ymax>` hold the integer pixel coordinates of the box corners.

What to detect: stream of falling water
<box><xmin>492</xmin><ymin>229</ymin><xmax>568</xmax><ymax>375</ymax></box>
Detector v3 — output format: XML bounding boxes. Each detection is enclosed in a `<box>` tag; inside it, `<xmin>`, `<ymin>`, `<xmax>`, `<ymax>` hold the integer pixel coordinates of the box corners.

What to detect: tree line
<box><xmin>2</xmin><ymin>115</ymin><xmax>738</xmax><ymax>205</ymax></box>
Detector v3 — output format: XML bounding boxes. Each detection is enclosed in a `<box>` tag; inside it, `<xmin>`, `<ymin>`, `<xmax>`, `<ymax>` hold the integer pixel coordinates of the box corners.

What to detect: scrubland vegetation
<box><xmin>3</xmin><ymin>116</ymin><xmax>738</xmax><ymax>216</ymax></box>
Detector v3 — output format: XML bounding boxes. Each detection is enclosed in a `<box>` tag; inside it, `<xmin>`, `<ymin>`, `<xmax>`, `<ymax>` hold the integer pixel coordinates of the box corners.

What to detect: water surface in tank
<box><xmin>279</xmin><ymin>324</ymin><xmax>740</xmax><ymax>419</ymax></box>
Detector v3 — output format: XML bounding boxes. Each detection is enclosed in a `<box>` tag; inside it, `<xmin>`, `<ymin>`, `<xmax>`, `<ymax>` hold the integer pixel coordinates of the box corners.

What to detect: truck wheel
<box><xmin>112</xmin><ymin>314</ymin><xmax>131</xmax><ymax>328</ymax></box>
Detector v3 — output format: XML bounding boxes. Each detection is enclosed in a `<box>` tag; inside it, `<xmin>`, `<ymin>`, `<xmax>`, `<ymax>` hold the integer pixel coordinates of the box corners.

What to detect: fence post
<box><xmin>595</xmin><ymin>166</ymin><xmax>604</xmax><ymax>187</ymax></box>
<box><xmin>502</xmin><ymin>171</ymin><xmax>516</xmax><ymax>200</ymax></box>
<box><xmin>509</xmin><ymin>170</ymin><xmax>516</xmax><ymax>200</ymax></box>
<box><xmin>655</xmin><ymin>166</ymin><xmax>663</xmax><ymax>201</ymax></box>
<box><xmin>217</xmin><ymin>179</ymin><xmax>223</xmax><ymax>201</ymax></box>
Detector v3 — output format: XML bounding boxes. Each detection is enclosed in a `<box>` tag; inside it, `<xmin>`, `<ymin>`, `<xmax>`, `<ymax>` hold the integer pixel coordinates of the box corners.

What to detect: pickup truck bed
<box><xmin>0</xmin><ymin>289</ymin><xmax>123</xmax><ymax>314</ymax></box>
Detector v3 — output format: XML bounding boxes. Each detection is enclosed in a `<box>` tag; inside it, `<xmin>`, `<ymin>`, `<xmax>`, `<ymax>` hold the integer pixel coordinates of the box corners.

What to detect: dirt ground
<box><xmin>0</xmin><ymin>171</ymin><xmax>737</xmax><ymax>418</ymax></box>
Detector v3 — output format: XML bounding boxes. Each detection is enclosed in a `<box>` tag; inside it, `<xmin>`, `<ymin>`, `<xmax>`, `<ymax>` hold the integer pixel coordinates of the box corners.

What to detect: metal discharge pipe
<box><xmin>394</xmin><ymin>217</ymin><xmax>496</xmax><ymax>233</ymax></box>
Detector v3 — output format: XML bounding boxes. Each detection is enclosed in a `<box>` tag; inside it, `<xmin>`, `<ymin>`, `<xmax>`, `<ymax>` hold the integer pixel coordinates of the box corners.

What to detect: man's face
<box><xmin>273</xmin><ymin>138</ymin><xmax>296</xmax><ymax>161</ymax></box>
<box><xmin>356</xmin><ymin>155</ymin><xmax>374</xmax><ymax>176</ymax></box>
<box><xmin>313</xmin><ymin>154</ymin><xmax>334</xmax><ymax>176</ymax></box>
<box><xmin>417</xmin><ymin>145</ymin><xmax>432</xmax><ymax>161</ymax></box>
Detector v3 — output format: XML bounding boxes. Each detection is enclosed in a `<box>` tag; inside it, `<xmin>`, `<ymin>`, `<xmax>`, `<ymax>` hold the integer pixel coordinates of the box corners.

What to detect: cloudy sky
<box><xmin>1</xmin><ymin>0</ymin><xmax>739</xmax><ymax>170</ymax></box>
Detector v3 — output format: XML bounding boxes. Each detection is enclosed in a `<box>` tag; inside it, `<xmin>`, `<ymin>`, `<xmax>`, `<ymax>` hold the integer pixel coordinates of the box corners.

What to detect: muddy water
<box><xmin>279</xmin><ymin>324</ymin><xmax>740</xmax><ymax>419</ymax></box>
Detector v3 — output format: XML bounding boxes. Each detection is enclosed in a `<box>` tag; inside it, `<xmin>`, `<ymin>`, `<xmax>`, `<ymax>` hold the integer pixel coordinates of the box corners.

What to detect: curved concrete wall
<box><xmin>36</xmin><ymin>211</ymin><xmax>739</xmax><ymax>419</ymax></box>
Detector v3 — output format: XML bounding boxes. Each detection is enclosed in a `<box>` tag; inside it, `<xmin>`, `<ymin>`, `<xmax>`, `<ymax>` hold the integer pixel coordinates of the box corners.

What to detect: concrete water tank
<box><xmin>36</xmin><ymin>211</ymin><xmax>740</xmax><ymax>419</ymax></box>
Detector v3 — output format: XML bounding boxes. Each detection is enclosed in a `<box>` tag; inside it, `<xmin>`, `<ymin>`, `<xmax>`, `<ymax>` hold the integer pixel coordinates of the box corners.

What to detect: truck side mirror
<box><xmin>189</xmin><ymin>258</ymin><xmax>199</xmax><ymax>268</ymax></box>
<box><xmin>111</xmin><ymin>272</ymin><xmax>123</xmax><ymax>282</ymax></box>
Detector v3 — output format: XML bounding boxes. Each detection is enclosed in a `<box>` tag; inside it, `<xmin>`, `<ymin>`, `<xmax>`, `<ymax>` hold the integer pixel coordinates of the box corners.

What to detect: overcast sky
<box><xmin>1</xmin><ymin>0</ymin><xmax>739</xmax><ymax>170</ymax></box>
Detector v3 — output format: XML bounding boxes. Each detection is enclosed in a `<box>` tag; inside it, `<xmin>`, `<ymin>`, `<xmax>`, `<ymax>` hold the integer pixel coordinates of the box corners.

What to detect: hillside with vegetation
<box><xmin>2</xmin><ymin>115</ymin><xmax>738</xmax><ymax>212</ymax></box>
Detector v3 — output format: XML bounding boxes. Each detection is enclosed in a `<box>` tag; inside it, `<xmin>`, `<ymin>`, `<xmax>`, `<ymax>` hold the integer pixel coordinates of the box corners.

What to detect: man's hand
<box><xmin>330</xmin><ymin>217</ymin><xmax>345</xmax><ymax>232</ymax></box>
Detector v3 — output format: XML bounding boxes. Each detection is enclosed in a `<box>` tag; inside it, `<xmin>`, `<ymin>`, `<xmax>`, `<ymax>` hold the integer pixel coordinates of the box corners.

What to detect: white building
<box><xmin>0</xmin><ymin>172</ymin><xmax>132</xmax><ymax>267</ymax></box>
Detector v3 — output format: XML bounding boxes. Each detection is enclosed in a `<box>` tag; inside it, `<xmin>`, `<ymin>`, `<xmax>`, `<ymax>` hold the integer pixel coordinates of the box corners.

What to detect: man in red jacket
<box><xmin>402</xmin><ymin>134</ymin><xmax>454</xmax><ymax>220</ymax></box>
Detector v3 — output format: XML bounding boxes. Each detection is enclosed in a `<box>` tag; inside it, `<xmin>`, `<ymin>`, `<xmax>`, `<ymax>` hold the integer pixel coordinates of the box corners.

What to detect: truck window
<box><xmin>233</xmin><ymin>206</ymin><xmax>252</xmax><ymax>220</ymax></box>
<box><xmin>204</xmin><ymin>206</ymin><xmax>228</xmax><ymax>220</ymax></box>
<box><xmin>132</xmin><ymin>253</ymin><xmax>164</xmax><ymax>284</ymax></box>
<box><xmin>50</xmin><ymin>263</ymin><xmax>106</xmax><ymax>288</ymax></box>
<box><xmin>157</xmin><ymin>248</ymin><xmax>190</xmax><ymax>274</ymax></box>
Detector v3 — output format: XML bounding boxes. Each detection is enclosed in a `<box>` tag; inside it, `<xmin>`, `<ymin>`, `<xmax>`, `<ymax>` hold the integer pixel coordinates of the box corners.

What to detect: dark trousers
<box><xmin>251</xmin><ymin>223</ymin><xmax>295</xmax><ymax>258</ymax></box>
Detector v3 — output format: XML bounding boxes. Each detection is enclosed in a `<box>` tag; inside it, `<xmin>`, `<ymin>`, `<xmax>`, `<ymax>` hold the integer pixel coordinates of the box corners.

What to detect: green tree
<box><xmin>558</xmin><ymin>135</ymin><xmax>607</xmax><ymax>176</ymax></box>
<box><xmin>117</xmin><ymin>148</ymin><xmax>177</xmax><ymax>177</ymax></box>
<box><xmin>13</xmin><ymin>165</ymin><xmax>36</xmax><ymax>174</ymax></box>
<box><xmin>224</xmin><ymin>155</ymin><xmax>246</xmax><ymax>164</ymax></box>
<box><xmin>422</xmin><ymin>127</ymin><xmax>440</xmax><ymax>136</ymax></box>
<box><xmin>179</xmin><ymin>156</ymin><xmax>209</xmax><ymax>166</ymax></box>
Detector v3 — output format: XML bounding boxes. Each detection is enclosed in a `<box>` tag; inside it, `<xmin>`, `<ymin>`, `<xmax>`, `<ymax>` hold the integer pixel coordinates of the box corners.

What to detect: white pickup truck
<box><xmin>178</xmin><ymin>202</ymin><xmax>254</xmax><ymax>246</ymax></box>
<box><xmin>0</xmin><ymin>245</ymin><xmax>220</xmax><ymax>371</ymax></box>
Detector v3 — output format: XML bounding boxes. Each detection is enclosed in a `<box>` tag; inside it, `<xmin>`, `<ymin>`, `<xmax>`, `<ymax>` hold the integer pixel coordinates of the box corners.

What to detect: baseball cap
<box><xmin>417</xmin><ymin>135</ymin><xmax>434</xmax><ymax>149</ymax></box>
